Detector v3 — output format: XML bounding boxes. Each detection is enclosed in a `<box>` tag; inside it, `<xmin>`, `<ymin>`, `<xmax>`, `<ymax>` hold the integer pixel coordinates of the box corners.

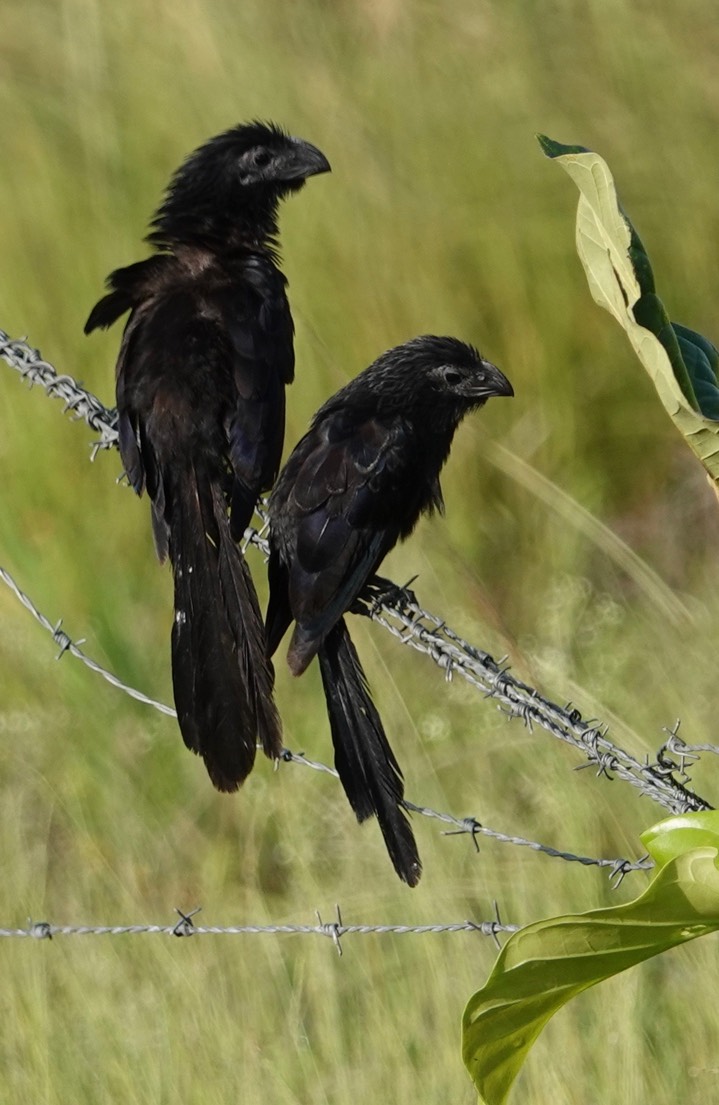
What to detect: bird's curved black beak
<box><xmin>479</xmin><ymin>360</ymin><xmax>514</xmax><ymax>399</ymax></box>
<box><xmin>284</xmin><ymin>138</ymin><xmax>332</xmax><ymax>181</ymax></box>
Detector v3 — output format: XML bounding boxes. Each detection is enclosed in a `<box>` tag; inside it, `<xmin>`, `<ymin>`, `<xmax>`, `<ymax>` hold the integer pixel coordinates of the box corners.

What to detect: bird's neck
<box><xmin>425</xmin><ymin>421</ymin><xmax>457</xmax><ymax>469</ymax></box>
<box><xmin>147</xmin><ymin>198</ymin><xmax>281</xmax><ymax>259</ymax></box>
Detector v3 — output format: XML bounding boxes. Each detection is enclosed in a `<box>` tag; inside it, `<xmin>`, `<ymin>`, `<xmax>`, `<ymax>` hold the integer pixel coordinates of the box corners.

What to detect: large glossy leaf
<box><xmin>641</xmin><ymin>810</ymin><xmax>719</xmax><ymax>867</ymax></box>
<box><xmin>462</xmin><ymin>814</ymin><xmax>719</xmax><ymax>1105</ymax></box>
<box><xmin>538</xmin><ymin>135</ymin><xmax>719</xmax><ymax>479</ymax></box>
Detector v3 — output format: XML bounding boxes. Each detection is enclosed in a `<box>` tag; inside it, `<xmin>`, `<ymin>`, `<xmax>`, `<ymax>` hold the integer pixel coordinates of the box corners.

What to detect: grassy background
<box><xmin>2</xmin><ymin>1</ymin><xmax>719</xmax><ymax>1101</ymax></box>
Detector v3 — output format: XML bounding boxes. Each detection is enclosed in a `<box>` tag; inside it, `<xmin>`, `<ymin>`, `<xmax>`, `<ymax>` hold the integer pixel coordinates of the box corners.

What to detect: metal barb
<box><xmin>316</xmin><ymin>906</ymin><xmax>344</xmax><ymax>957</ymax></box>
<box><xmin>173</xmin><ymin>907</ymin><xmax>202</xmax><ymax>937</ymax></box>
<box><xmin>29</xmin><ymin>920</ymin><xmax>52</xmax><ymax>940</ymax></box>
<box><xmin>442</xmin><ymin>817</ymin><xmax>482</xmax><ymax>853</ymax></box>
<box><xmin>52</xmin><ymin>620</ymin><xmax>74</xmax><ymax>659</ymax></box>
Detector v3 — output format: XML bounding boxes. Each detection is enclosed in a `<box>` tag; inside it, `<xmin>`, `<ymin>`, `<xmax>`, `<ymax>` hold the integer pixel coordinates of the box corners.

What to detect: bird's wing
<box><xmin>283</xmin><ymin>413</ymin><xmax>409</xmax><ymax>640</ymax></box>
<box><xmin>84</xmin><ymin>258</ymin><xmax>170</xmax><ymax>334</ymax></box>
<box><xmin>109</xmin><ymin>258</ymin><xmax>294</xmax><ymax>545</ymax></box>
<box><xmin>218</xmin><ymin>258</ymin><xmax>294</xmax><ymax>538</ymax></box>
<box><xmin>88</xmin><ymin>250</ymin><xmax>293</xmax><ymax>540</ymax></box>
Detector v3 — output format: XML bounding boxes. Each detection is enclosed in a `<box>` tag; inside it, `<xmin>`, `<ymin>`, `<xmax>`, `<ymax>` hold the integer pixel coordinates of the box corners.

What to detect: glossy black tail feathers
<box><xmin>317</xmin><ymin>619</ymin><xmax>421</xmax><ymax>887</ymax></box>
<box><xmin>169</xmin><ymin>464</ymin><xmax>281</xmax><ymax>790</ymax></box>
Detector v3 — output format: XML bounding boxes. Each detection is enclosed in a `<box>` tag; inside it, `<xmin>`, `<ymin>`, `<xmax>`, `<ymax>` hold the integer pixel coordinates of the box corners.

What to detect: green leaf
<box><xmin>673</xmin><ymin>325</ymin><xmax>719</xmax><ymax>420</ymax></box>
<box><xmin>462</xmin><ymin>831</ymin><xmax>719</xmax><ymax>1104</ymax></box>
<box><xmin>641</xmin><ymin>810</ymin><xmax>719</xmax><ymax>868</ymax></box>
<box><xmin>536</xmin><ymin>134</ymin><xmax>590</xmax><ymax>159</ymax></box>
<box><xmin>538</xmin><ymin>135</ymin><xmax>719</xmax><ymax>481</ymax></box>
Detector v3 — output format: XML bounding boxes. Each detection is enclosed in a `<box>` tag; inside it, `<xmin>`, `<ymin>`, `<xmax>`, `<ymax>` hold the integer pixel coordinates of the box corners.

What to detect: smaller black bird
<box><xmin>266</xmin><ymin>336</ymin><xmax>513</xmax><ymax>885</ymax></box>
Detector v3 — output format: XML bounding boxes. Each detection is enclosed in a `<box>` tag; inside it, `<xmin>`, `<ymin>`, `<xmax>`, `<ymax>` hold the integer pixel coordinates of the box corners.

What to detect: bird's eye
<box><xmin>442</xmin><ymin>367</ymin><xmax>463</xmax><ymax>386</ymax></box>
<box><xmin>252</xmin><ymin>148</ymin><xmax>273</xmax><ymax>168</ymax></box>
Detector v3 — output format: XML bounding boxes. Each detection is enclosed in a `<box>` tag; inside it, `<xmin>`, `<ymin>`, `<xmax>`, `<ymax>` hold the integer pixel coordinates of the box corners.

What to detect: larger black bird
<box><xmin>85</xmin><ymin>121</ymin><xmax>330</xmax><ymax>791</ymax></box>
<box><xmin>266</xmin><ymin>335</ymin><xmax>513</xmax><ymax>884</ymax></box>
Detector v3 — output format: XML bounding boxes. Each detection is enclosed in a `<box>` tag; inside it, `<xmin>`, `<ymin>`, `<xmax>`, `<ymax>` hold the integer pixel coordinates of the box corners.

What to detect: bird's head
<box><xmin>204</xmin><ymin>120</ymin><xmax>331</xmax><ymax>193</ymax></box>
<box><xmin>362</xmin><ymin>335</ymin><xmax>513</xmax><ymax>424</ymax></box>
<box><xmin>148</xmin><ymin>120</ymin><xmax>330</xmax><ymax>250</ymax></box>
<box><xmin>419</xmin><ymin>336</ymin><xmax>514</xmax><ymax>405</ymax></box>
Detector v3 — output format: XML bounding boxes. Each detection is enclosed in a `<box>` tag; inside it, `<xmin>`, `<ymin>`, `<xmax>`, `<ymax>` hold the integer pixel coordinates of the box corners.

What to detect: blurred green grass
<box><xmin>2</xmin><ymin>0</ymin><xmax>719</xmax><ymax>1101</ymax></box>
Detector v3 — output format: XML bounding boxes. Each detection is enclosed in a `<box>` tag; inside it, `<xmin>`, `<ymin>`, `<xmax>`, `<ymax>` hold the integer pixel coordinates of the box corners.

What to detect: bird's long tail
<box><xmin>168</xmin><ymin>463</ymin><xmax>281</xmax><ymax>790</ymax></box>
<box><xmin>318</xmin><ymin>618</ymin><xmax>421</xmax><ymax>886</ymax></box>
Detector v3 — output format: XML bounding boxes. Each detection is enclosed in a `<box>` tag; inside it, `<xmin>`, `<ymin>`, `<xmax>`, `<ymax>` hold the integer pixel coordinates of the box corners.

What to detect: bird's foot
<box><xmin>354</xmin><ymin>574</ymin><xmax>420</xmax><ymax>617</ymax></box>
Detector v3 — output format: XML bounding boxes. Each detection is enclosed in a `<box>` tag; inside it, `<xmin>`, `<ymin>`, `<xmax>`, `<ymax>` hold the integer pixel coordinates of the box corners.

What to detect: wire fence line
<box><xmin>0</xmin><ymin>328</ymin><xmax>714</xmax><ymax>888</ymax></box>
<box><xmin>0</xmin><ymin>907</ymin><xmax>519</xmax><ymax>954</ymax></box>
<box><xmin>0</xmin><ymin>565</ymin><xmax>652</xmax><ymax>883</ymax></box>
<box><xmin>0</xmin><ymin>326</ymin><xmax>709</xmax><ymax>947</ymax></box>
<box><xmin>2</xmin><ymin>328</ymin><xmax>712</xmax><ymax>817</ymax></box>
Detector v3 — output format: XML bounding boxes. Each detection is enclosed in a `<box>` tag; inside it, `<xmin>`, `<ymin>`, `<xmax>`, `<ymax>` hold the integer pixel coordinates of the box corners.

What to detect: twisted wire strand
<box><xmin>0</xmin><ymin>914</ymin><xmax>519</xmax><ymax>946</ymax></box>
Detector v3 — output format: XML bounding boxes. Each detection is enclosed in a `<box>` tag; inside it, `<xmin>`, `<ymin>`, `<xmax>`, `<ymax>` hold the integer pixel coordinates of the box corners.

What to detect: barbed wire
<box><xmin>0</xmin><ymin>329</ymin><xmax>712</xmax><ymax>847</ymax></box>
<box><xmin>0</xmin><ymin>906</ymin><xmax>519</xmax><ymax>955</ymax></box>
<box><xmin>0</xmin><ymin>565</ymin><xmax>176</xmax><ymax>716</ymax></box>
<box><xmin>6</xmin><ymin>329</ymin><xmax>709</xmax><ymax>814</ymax></box>
<box><xmin>0</xmin><ymin>330</ymin><xmax>118</xmax><ymax>455</ymax></box>
<box><xmin>358</xmin><ymin>584</ymin><xmax>710</xmax><ymax>814</ymax></box>
<box><xmin>659</xmin><ymin>720</ymin><xmax>719</xmax><ymax>768</ymax></box>
<box><xmin>0</xmin><ymin>564</ymin><xmax>652</xmax><ymax>884</ymax></box>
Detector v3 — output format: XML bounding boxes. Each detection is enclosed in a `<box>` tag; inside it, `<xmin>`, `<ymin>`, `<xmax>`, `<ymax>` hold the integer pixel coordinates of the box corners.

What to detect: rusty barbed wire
<box><xmin>0</xmin><ymin>330</ymin><xmax>712</xmax><ymax>822</ymax></box>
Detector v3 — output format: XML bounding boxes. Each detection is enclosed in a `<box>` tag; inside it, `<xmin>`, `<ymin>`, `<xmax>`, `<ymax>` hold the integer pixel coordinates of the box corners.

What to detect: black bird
<box><xmin>85</xmin><ymin>121</ymin><xmax>330</xmax><ymax>791</ymax></box>
<box><xmin>266</xmin><ymin>335</ymin><xmax>513</xmax><ymax>884</ymax></box>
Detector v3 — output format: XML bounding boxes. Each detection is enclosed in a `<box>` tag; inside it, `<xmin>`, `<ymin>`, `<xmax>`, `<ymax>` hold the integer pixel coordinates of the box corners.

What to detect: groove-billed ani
<box><xmin>85</xmin><ymin>121</ymin><xmax>330</xmax><ymax>791</ymax></box>
<box><xmin>266</xmin><ymin>335</ymin><xmax>513</xmax><ymax>884</ymax></box>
